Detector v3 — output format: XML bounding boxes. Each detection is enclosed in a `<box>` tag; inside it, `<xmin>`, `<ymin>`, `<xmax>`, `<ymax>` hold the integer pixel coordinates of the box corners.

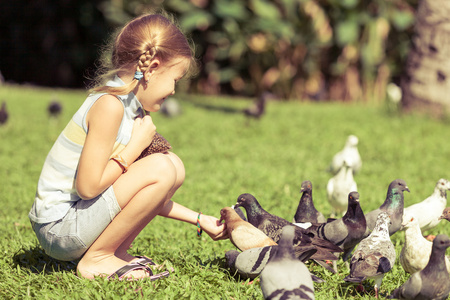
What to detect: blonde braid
<box><xmin>136</xmin><ymin>47</ymin><xmax>157</xmax><ymax>79</ymax></box>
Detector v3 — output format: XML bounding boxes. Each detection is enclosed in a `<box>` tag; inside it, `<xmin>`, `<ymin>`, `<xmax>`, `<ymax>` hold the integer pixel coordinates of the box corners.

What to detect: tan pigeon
<box><xmin>400</xmin><ymin>215</ymin><xmax>450</xmax><ymax>274</ymax></box>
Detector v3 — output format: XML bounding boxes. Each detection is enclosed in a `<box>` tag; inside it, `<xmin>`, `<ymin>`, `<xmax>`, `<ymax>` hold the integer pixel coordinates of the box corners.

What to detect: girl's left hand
<box><xmin>200</xmin><ymin>214</ymin><xmax>229</xmax><ymax>241</ymax></box>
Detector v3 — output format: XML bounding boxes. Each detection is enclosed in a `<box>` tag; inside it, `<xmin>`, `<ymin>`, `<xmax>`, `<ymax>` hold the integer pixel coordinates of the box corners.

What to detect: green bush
<box><xmin>163</xmin><ymin>0</ymin><xmax>417</xmax><ymax>101</ymax></box>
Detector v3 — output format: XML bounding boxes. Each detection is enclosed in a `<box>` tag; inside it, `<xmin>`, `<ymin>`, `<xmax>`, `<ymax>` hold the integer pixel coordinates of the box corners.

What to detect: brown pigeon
<box><xmin>219</xmin><ymin>207</ymin><xmax>277</xmax><ymax>251</ymax></box>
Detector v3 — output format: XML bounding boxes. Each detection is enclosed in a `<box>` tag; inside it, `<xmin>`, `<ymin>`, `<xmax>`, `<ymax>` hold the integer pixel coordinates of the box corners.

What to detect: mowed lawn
<box><xmin>1</xmin><ymin>84</ymin><xmax>450</xmax><ymax>299</ymax></box>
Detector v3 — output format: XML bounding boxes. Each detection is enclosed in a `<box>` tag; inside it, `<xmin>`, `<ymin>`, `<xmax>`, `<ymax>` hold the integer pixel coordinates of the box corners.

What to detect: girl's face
<box><xmin>138</xmin><ymin>58</ymin><xmax>188</xmax><ymax>112</ymax></box>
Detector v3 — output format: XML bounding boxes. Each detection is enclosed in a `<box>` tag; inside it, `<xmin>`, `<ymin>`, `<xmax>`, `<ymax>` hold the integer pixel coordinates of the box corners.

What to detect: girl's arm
<box><xmin>75</xmin><ymin>95</ymin><xmax>154</xmax><ymax>200</ymax></box>
<box><xmin>159</xmin><ymin>200</ymin><xmax>229</xmax><ymax>241</ymax></box>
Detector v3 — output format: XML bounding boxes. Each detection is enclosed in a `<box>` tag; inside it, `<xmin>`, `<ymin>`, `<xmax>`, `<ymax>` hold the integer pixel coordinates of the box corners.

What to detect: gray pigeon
<box><xmin>327</xmin><ymin>160</ymin><xmax>358</xmax><ymax>217</ymax></box>
<box><xmin>293</xmin><ymin>180</ymin><xmax>326</xmax><ymax>224</ymax></box>
<box><xmin>389</xmin><ymin>234</ymin><xmax>450</xmax><ymax>300</ymax></box>
<box><xmin>234</xmin><ymin>193</ymin><xmax>343</xmax><ymax>262</ymax></box>
<box><xmin>243</xmin><ymin>92</ymin><xmax>272</xmax><ymax>119</ymax></box>
<box><xmin>160</xmin><ymin>97</ymin><xmax>182</xmax><ymax>117</ymax></box>
<box><xmin>232</xmin><ymin>205</ymin><xmax>248</xmax><ymax>222</ymax></box>
<box><xmin>403</xmin><ymin>178</ymin><xmax>450</xmax><ymax>233</ymax></box>
<box><xmin>0</xmin><ymin>101</ymin><xmax>8</xmax><ymax>125</ymax></box>
<box><xmin>260</xmin><ymin>226</ymin><xmax>315</xmax><ymax>300</ymax></box>
<box><xmin>364</xmin><ymin>179</ymin><xmax>410</xmax><ymax>238</ymax></box>
<box><xmin>344</xmin><ymin>212</ymin><xmax>396</xmax><ymax>298</ymax></box>
<box><xmin>328</xmin><ymin>135</ymin><xmax>362</xmax><ymax>175</ymax></box>
<box><xmin>225</xmin><ymin>245</ymin><xmax>322</xmax><ymax>282</ymax></box>
<box><xmin>48</xmin><ymin>100</ymin><xmax>62</xmax><ymax>117</ymax></box>
<box><xmin>307</xmin><ymin>191</ymin><xmax>366</xmax><ymax>272</ymax></box>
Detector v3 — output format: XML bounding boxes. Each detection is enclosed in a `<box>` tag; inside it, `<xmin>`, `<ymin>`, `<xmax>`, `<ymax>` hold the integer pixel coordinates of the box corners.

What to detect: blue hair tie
<box><xmin>134</xmin><ymin>71</ymin><xmax>144</xmax><ymax>81</ymax></box>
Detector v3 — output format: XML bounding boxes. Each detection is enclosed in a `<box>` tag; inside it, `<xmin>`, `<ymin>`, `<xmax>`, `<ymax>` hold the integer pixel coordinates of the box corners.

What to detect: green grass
<box><xmin>1</xmin><ymin>84</ymin><xmax>450</xmax><ymax>299</ymax></box>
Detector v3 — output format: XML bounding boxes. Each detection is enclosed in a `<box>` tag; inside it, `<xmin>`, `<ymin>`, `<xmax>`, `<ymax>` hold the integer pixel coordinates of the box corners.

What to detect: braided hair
<box><xmin>90</xmin><ymin>12</ymin><xmax>197</xmax><ymax>95</ymax></box>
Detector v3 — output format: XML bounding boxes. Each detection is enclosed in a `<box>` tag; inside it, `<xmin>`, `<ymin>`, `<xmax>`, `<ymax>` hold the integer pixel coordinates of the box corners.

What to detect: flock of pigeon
<box><xmin>0</xmin><ymin>99</ymin><xmax>62</xmax><ymax>126</ymax></box>
<box><xmin>220</xmin><ymin>135</ymin><xmax>450</xmax><ymax>300</ymax></box>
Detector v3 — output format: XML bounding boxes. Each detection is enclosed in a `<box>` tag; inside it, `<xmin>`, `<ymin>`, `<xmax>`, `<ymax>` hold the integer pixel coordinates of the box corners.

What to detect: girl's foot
<box><xmin>77</xmin><ymin>254</ymin><xmax>149</xmax><ymax>280</ymax></box>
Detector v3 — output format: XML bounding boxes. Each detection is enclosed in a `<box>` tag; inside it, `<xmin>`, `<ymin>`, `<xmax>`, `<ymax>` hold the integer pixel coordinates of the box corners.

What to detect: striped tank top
<box><xmin>29</xmin><ymin>76</ymin><xmax>144</xmax><ymax>223</ymax></box>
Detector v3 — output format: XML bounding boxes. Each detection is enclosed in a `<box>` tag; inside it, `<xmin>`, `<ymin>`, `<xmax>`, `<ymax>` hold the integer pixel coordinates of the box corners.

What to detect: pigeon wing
<box><xmin>230</xmin><ymin>224</ymin><xmax>277</xmax><ymax>251</ymax></box>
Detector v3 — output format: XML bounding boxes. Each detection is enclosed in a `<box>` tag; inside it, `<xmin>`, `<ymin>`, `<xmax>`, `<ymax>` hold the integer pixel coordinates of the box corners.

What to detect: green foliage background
<box><xmin>1</xmin><ymin>0</ymin><xmax>417</xmax><ymax>101</ymax></box>
<box><xmin>1</xmin><ymin>85</ymin><xmax>450</xmax><ymax>299</ymax></box>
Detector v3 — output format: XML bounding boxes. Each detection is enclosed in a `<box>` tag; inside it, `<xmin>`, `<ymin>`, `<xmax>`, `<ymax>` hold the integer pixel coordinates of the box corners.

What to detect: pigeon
<box><xmin>243</xmin><ymin>91</ymin><xmax>272</xmax><ymax>119</ymax></box>
<box><xmin>328</xmin><ymin>135</ymin><xmax>362</xmax><ymax>175</ymax></box>
<box><xmin>234</xmin><ymin>193</ymin><xmax>343</xmax><ymax>262</ymax></box>
<box><xmin>399</xmin><ymin>214</ymin><xmax>450</xmax><ymax>275</ymax></box>
<box><xmin>160</xmin><ymin>97</ymin><xmax>182</xmax><ymax>117</ymax></box>
<box><xmin>260</xmin><ymin>226</ymin><xmax>315</xmax><ymax>300</ymax></box>
<box><xmin>439</xmin><ymin>207</ymin><xmax>450</xmax><ymax>222</ymax></box>
<box><xmin>225</xmin><ymin>245</ymin><xmax>319</xmax><ymax>281</ymax></box>
<box><xmin>293</xmin><ymin>180</ymin><xmax>326</xmax><ymax>224</ymax></box>
<box><xmin>232</xmin><ymin>205</ymin><xmax>248</xmax><ymax>222</ymax></box>
<box><xmin>47</xmin><ymin>100</ymin><xmax>62</xmax><ymax>117</ymax></box>
<box><xmin>219</xmin><ymin>207</ymin><xmax>277</xmax><ymax>251</ymax></box>
<box><xmin>327</xmin><ymin>160</ymin><xmax>358</xmax><ymax>217</ymax></box>
<box><xmin>307</xmin><ymin>191</ymin><xmax>366</xmax><ymax>272</ymax></box>
<box><xmin>388</xmin><ymin>234</ymin><xmax>450</xmax><ymax>300</ymax></box>
<box><xmin>364</xmin><ymin>179</ymin><xmax>410</xmax><ymax>238</ymax></box>
<box><xmin>402</xmin><ymin>178</ymin><xmax>450</xmax><ymax>233</ymax></box>
<box><xmin>344</xmin><ymin>212</ymin><xmax>396</xmax><ymax>298</ymax></box>
<box><xmin>0</xmin><ymin>101</ymin><xmax>8</xmax><ymax>125</ymax></box>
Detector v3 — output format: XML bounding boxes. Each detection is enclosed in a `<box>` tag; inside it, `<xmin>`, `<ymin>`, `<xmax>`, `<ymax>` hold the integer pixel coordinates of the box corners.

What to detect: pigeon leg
<box><xmin>356</xmin><ymin>283</ymin><xmax>366</xmax><ymax>294</ymax></box>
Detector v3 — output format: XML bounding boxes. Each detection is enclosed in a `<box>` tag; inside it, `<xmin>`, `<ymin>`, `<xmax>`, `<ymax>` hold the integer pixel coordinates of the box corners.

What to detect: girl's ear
<box><xmin>144</xmin><ymin>58</ymin><xmax>160</xmax><ymax>82</ymax></box>
<box><xmin>148</xmin><ymin>59</ymin><xmax>160</xmax><ymax>73</ymax></box>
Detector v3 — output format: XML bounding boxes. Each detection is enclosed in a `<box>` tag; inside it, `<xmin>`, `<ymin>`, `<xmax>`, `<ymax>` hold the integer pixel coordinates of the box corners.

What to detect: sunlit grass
<box><xmin>1</xmin><ymin>84</ymin><xmax>450</xmax><ymax>299</ymax></box>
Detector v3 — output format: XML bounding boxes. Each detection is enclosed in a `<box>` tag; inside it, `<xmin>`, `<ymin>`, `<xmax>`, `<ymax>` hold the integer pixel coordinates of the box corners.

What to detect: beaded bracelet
<box><xmin>111</xmin><ymin>154</ymin><xmax>128</xmax><ymax>173</ymax></box>
<box><xmin>197</xmin><ymin>212</ymin><xmax>203</xmax><ymax>237</ymax></box>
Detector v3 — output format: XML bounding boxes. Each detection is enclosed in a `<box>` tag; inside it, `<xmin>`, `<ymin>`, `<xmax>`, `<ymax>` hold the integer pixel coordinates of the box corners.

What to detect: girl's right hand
<box><xmin>129</xmin><ymin>114</ymin><xmax>156</xmax><ymax>153</ymax></box>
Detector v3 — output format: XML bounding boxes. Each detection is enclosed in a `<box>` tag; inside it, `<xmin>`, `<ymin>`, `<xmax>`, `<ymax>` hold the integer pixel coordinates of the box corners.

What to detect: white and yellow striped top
<box><xmin>29</xmin><ymin>76</ymin><xmax>144</xmax><ymax>223</ymax></box>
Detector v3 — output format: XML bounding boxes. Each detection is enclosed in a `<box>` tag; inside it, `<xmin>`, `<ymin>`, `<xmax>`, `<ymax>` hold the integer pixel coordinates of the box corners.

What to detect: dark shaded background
<box><xmin>0</xmin><ymin>0</ymin><xmax>109</xmax><ymax>88</ymax></box>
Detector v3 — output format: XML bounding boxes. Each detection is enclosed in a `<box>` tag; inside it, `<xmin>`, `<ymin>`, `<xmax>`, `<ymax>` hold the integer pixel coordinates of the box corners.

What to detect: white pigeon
<box><xmin>344</xmin><ymin>212</ymin><xmax>396</xmax><ymax>298</ymax></box>
<box><xmin>389</xmin><ymin>235</ymin><xmax>450</xmax><ymax>300</ymax></box>
<box><xmin>327</xmin><ymin>160</ymin><xmax>358</xmax><ymax>217</ymax></box>
<box><xmin>400</xmin><ymin>214</ymin><xmax>450</xmax><ymax>274</ymax></box>
<box><xmin>329</xmin><ymin>135</ymin><xmax>362</xmax><ymax>174</ymax></box>
<box><xmin>260</xmin><ymin>226</ymin><xmax>315</xmax><ymax>300</ymax></box>
<box><xmin>403</xmin><ymin>178</ymin><xmax>450</xmax><ymax>233</ymax></box>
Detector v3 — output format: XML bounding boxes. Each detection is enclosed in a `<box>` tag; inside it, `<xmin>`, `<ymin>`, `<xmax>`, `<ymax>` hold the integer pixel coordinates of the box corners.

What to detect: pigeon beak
<box><xmin>405</xmin><ymin>186</ymin><xmax>410</xmax><ymax>192</ymax></box>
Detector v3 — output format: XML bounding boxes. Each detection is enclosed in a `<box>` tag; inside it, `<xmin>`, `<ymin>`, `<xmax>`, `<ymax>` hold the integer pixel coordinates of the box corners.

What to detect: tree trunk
<box><xmin>401</xmin><ymin>0</ymin><xmax>450</xmax><ymax>117</ymax></box>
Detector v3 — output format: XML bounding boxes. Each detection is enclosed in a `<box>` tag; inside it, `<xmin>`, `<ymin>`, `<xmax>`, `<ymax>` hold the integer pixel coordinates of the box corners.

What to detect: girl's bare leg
<box><xmin>77</xmin><ymin>153</ymin><xmax>181</xmax><ymax>279</ymax></box>
<box><xmin>115</xmin><ymin>152</ymin><xmax>185</xmax><ymax>262</ymax></box>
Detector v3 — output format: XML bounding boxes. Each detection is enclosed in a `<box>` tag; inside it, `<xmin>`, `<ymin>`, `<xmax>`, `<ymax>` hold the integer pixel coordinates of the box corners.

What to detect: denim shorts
<box><xmin>31</xmin><ymin>186</ymin><xmax>121</xmax><ymax>261</ymax></box>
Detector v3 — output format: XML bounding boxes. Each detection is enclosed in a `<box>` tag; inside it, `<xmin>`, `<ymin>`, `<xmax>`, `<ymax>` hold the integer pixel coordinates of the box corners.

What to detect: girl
<box><xmin>29</xmin><ymin>13</ymin><xmax>227</xmax><ymax>280</ymax></box>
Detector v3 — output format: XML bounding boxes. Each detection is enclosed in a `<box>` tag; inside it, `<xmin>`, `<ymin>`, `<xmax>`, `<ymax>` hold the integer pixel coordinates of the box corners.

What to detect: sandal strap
<box><xmin>134</xmin><ymin>255</ymin><xmax>156</xmax><ymax>266</ymax></box>
<box><xmin>107</xmin><ymin>262</ymin><xmax>153</xmax><ymax>280</ymax></box>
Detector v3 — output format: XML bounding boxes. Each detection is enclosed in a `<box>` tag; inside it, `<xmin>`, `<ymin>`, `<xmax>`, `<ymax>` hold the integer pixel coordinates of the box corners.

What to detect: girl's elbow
<box><xmin>76</xmin><ymin>182</ymin><xmax>100</xmax><ymax>200</ymax></box>
<box><xmin>76</xmin><ymin>189</ymin><xmax>96</xmax><ymax>200</ymax></box>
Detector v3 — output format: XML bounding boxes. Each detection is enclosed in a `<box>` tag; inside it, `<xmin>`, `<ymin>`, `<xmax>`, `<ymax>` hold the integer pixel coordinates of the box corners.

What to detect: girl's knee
<box><xmin>166</xmin><ymin>152</ymin><xmax>185</xmax><ymax>188</ymax></box>
<box><xmin>146</xmin><ymin>153</ymin><xmax>178</xmax><ymax>186</ymax></box>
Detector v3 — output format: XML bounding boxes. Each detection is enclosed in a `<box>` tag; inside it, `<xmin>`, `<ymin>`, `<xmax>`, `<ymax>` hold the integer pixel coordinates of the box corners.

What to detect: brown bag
<box><xmin>136</xmin><ymin>132</ymin><xmax>172</xmax><ymax>160</ymax></box>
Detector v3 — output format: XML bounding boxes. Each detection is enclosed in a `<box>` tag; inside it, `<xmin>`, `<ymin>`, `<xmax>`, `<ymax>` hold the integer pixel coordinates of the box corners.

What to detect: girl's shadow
<box><xmin>12</xmin><ymin>245</ymin><xmax>78</xmax><ymax>274</ymax></box>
